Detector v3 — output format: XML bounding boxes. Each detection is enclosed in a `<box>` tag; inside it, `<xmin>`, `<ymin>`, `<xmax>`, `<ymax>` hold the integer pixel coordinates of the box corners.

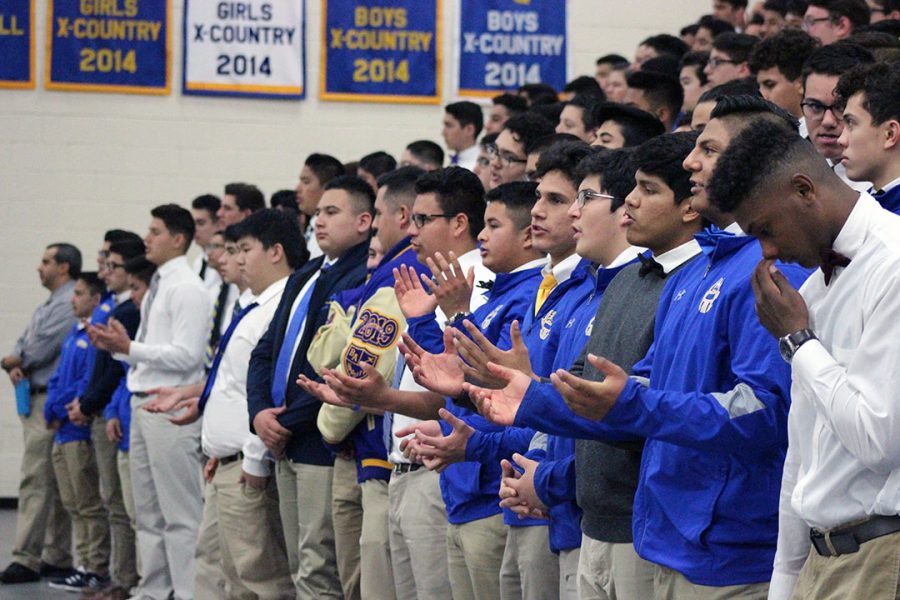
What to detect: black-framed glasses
<box><xmin>707</xmin><ymin>57</ymin><xmax>738</xmax><ymax>69</ymax></box>
<box><xmin>487</xmin><ymin>145</ymin><xmax>527</xmax><ymax>167</ymax></box>
<box><xmin>576</xmin><ymin>189</ymin><xmax>618</xmax><ymax>208</ymax></box>
<box><xmin>801</xmin><ymin>99</ymin><xmax>843</xmax><ymax>120</ymax></box>
<box><xmin>802</xmin><ymin>16</ymin><xmax>833</xmax><ymax>29</ymax></box>
<box><xmin>411</xmin><ymin>213</ymin><xmax>455</xmax><ymax>228</ymax></box>
<box><xmin>104</xmin><ymin>261</ymin><xmax>125</xmax><ymax>271</ymax></box>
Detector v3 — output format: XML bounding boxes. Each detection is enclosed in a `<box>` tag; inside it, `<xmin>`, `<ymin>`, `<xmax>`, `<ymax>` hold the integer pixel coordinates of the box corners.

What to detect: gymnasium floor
<box><xmin>0</xmin><ymin>509</ymin><xmax>70</xmax><ymax>599</ymax></box>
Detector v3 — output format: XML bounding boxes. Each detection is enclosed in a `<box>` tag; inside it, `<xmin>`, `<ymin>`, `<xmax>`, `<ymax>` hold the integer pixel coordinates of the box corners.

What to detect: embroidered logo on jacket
<box><xmin>585</xmin><ymin>316</ymin><xmax>595</xmax><ymax>336</ymax></box>
<box><xmin>344</xmin><ymin>344</ymin><xmax>379</xmax><ymax>378</ymax></box>
<box><xmin>698</xmin><ymin>278</ymin><xmax>724</xmax><ymax>314</ymax></box>
<box><xmin>673</xmin><ymin>289</ymin><xmax>686</xmax><ymax>301</ymax></box>
<box><xmin>481</xmin><ymin>305</ymin><xmax>504</xmax><ymax>330</ymax></box>
<box><xmin>352</xmin><ymin>309</ymin><xmax>399</xmax><ymax>349</ymax></box>
<box><xmin>540</xmin><ymin>309</ymin><xmax>556</xmax><ymax>340</ymax></box>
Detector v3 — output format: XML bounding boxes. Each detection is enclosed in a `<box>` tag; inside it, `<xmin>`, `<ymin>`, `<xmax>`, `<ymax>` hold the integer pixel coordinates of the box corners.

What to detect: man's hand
<box><xmin>8</xmin><ymin>367</ymin><xmax>25</xmax><ymax>385</ymax></box>
<box><xmin>252</xmin><ymin>406</ymin><xmax>291</xmax><ymax>459</ymax></box>
<box><xmin>321</xmin><ymin>364</ymin><xmax>390</xmax><ymax>412</ymax></box>
<box><xmin>240</xmin><ymin>471</ymin><xmax>268</xmax><ymax>491</ymax></box>
<box><xmin>396</xmin><ymin>420</ymin><xmax>440</xmax><ymax>464</ymax></box>
<box><xmin>46</xmin><ymin>419</ymin><xmax>61</xmax><ymax>431</ymax></box>
<box><xmin>87</xmin><ymin>318</ymin><xmax>131</xmax><ymax>354</ymax></box>
<box><xmin>169</xmin><ymin>397</ymin><xmax>200</xmax><ymax>426</ymax></box>
<box><xmin>413</xmin><ymin>408</ymin><xmax>475</xmax><ymax>472</ymax></box>
<box><xmin>498</xmin><ymin>454</ymin><xmax>548</xmax><ymax>519</ymax></box>
<box><xmin>106</xmin><ymin>417</ymin><xmax>123</xmax><ymax>443</ymax></box>
<box><xmin>142</xmin><ymin>386</ymin><xmax>187</xmax><ymax>413</ymax></box>
<box><xmin>394</xmin><ymin>264</ymin><xmax>438</xmax><ymax>319</ymax></box>
<box><xmin>423</xmin><ymin>252</ymin><xmax>475</xmax><ymax>318</ymax></box>
<box><xmin>1</xmin><ymin>355</ymin><xmax>22</xmax><ymax>372</ymax></box>
<box><xmin>400</xmin><ymin>329</ymin><xmax>465</xmax><ymax>397</ymax></box>
<box><xmin>66</xmin><ymin>398</ymin><xmax>91</xmax><ymax>426</ymax></box>
<box><xmin>465</xmin><ymin>362</ymin><xmax>532</xmax><ymax>426</ymax></box>
<box><xmin>454</xmin><ymin>320</ymin><xmax>535</xmax><ymax>389</ymax></box>
<box><xmin>751</xmin><ymin>259</ymin><xmax>810</xmax><ymax>338</ymax></box>
<box><xmin>203</xmin><ymin>457</ymin><xmax>219</xmax><ymax>483</ymax></box>
<box><xmin>297</xmin><ymin>374</ymin><xmax>357</xmax><ymax>409</ymax></box>
<box><xmin>552</xmin><ymin>354</ymin><xmax>628</xmax><ymax>421</ymax></box>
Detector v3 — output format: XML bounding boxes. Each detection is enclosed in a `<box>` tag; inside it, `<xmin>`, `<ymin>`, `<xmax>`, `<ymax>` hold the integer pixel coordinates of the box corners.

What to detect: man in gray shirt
<box><xmin>0</xmin><ymin>243</ymin><xmax>81</xmax><ymax>584</ymax></box>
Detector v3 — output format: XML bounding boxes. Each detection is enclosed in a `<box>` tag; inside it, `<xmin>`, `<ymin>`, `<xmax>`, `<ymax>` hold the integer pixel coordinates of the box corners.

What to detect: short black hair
<box><xmin>525</xmin><ymin>133</ymin><xmax>581</xmax><ymax>156</ymax></box>
<box><xmin>150</xmin><ymin>204</ymin><xmax>195</xmax><ymax>248</ymax></box>
<box><xmin>224</xmin><ymin>183</ymin><xmax>265</xmax><ymax>213</ymax></box>
<box><xmin>484</xmin><ymin>181</ymin><xmax>539</xmax><ymax>230</ymax></box>
<box><xmin>626</xmin><ymin>71</ymin><xmax>685</xmax><ymax>120</ymax></box>
<box><xmin>749</xmin><ymin>11</ymin><xmax>766</xmax><ymax>25</ymax></box>
<box><xmin>270</xmin><ymin>189</ymin><xmax>298</xmax><ymax>210</ymax></box>
<box><xmin>698</xmin><ymin>77</ymin><xmax>761</xmax><ymax>104</ymax></box>
<box><xmin>519</xmin><ymin>83</ymin><xmax>559</xmax><ymax>106</ymax></box>
<box><xmin>870</xmin><ymin>0</ymin><xmax>900</xmax><ymax>10</ymax></box>
<box><xmin>235</xmin><ymin>208</ymin><xmax>307</xmax><ymax>270</ymax></box>
<box><xmin>534</xmin><ymin>140</ymin><xmax>594</xmax><ymax>186</ymax></box>
<box><xmin>405</xmin><ymin>140</ymin><xmax>444</xmax><ymax>169</ymax></box>
<box><xmin>414</xmin><ymin>167</ymin><xmax>486</xmax><ymax>239</ymax></box>
<box><xmin>528</xmin><ymin>102</ymin><xmax>565</xmax><ymax>125</ymax></box>
<box><xmin>47</xmin><ymin>243</ymin><xmax>82</xmax><ymax>278</ymax></box>
<box><xmin>77</xmin><ymin>271</ymin><xmax>105</xmax><ymax>297</ymax></box>
<box><xmin>801</xmin><ymin>42</ymin><xmax>875</xmax><ymax>86</ymax></box>
<box><xmin>720</xmin><ymin>0</ymin><xmax>749</xmax><ymax>7</ymax></box>
<box><xmin>445</xmin><ymin>101</ymin><xmax>484</xmax><ymax>138</ymax></box>
<box><xmin>593</xmin><ymin>102</ymin><xmax>667</xmax><ymax>147</ymax></box>
<box><xmin>324</xmin><ymin>175</ymin><xmax>376</xmax><ymax>215</ymax></box>
<box><xmin>123</xmin><ymin>255</ymin><xmax>156</xmax><ymax>285</ymax></box>
<box><xmin>712</xmin><ymin>32</ymin><xmax>759</xmax><ymax>64</ymax></box>
<box><xmin>640</xmin><ymin>33</ymin><xmax>690</xmax><ymax>58</ymax></box>
<box><xmin>749</xmin><ymin>29</ymin><xmax>819</xmax><ymax>81</ymax></box>
<box><xmin>305</xmin><ymin>153</ymin><xmax>345</xmax><ymax>185</ymax></box>
<box><xmin>632</xmin><ymin>132</ymin><xmax>699</xmax><ymax>204</ymax></box>
<box><xmin>807</xmin><ymin>0</ymin><xmax>871</xmax><ymax>28</ymax></box>
<box><xmin>191</xmin><ymin>194</ymin><xmax>221</xmax><ymax>215</ymax></box>
<box><xmin>787</xmin><ymin>0</ymin><xmax>810</xmax><ymax>15</ymax></box>
<box><xmin>504</xmin><ymin>113</ymin><xmax>557</xmax><ymax>154</ymax></box>
<box><xmin>104</xmin><ymin>229</ymin><xmax>142</xmax><ymax>245</ymax></box>
<box><xmin>359</xmin><ymin>151</ymin><xmax>397</xmax><ymax>179</ymax></box>
<box><xmin>680</xmin><ymin>51</ymin><xmax>711</xmax><ymax>86</ymax></box>
<box><xmin>763</xmin><ymin>0</ymin><xmax>789</xmax><ymax>15</ymax></box>
<box><xmin>641</xmin><ymin>55</ymin><xmax>682</xmax><ymax>80</ymax></box>
<box><xmin>563</xmin><ymin>95</ymin><xmax>602</xmax><ymax>131</ymax></box>
<box><xmin>596</xmin><ymin>53</ymin><xmax>629</xmax><ymax>67</ymax></box>
<box><xmin>698</xmin><ymin>15</ymin><xmax>736</xmax><ymax>37</ymax></box>
<box><xmin>861</xmin><ymin>16</ymin><xmax>900</xmax><ymax>36</ymax></box>
<box><xmin>707</xmin><ymin>120</ymin><xmax>816</xmax><ymax>212</ymax></box>
<box><xmin>563</xmin><ymin>76</ymin><xmax>605</xmax><ymax>99</ymax></box>
<box><xmin>108</xmin><ymin>239</ymin><xmax>145</xmax><ymax>262</ymax></box>
<box><xmin>710</xmin><ymin>94</ymin><xmax>801</xmax><ymax>131</ymax></box>
<box><xmin>576</xmin><ymin>148</ymin><xmax>637</xmax><ymax>212</ymax></box>
<box><xmin>492</xmin><ymin>93</ymin><xmax>529</xmax><ymax>115</ymax></box>
<box><xmin>681</xmin><ymin>23</ymin><xmax>700</xmax><ymax>37</ymax></box>
<box><xmin>377</xmin><ymin>165</ymin><xmax>426</xmax><ymax>209</ymax></box>
<box><xmin>835</xmin><ymin>61</ymin><xmax>900</xmax><ymax>125</ymax></box>
<box><xmin>222</xmin><ymin>223</ymin><xmax>242</xmax><ymax>244</ymax></box>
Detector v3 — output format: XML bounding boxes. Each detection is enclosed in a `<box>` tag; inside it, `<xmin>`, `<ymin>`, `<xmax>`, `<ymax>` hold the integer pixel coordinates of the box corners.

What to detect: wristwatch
<box><xmin>779</xmin><ymin>329</ymin><xmax>817</xmax><ymax>363</ymax></box>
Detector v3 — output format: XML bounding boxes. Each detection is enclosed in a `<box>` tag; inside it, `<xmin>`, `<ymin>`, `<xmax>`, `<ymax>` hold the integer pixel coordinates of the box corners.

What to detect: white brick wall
<box><xmin>0</xmin><ymin>0</ymin><xmax>710</xmax><ymax>496</ymax></box>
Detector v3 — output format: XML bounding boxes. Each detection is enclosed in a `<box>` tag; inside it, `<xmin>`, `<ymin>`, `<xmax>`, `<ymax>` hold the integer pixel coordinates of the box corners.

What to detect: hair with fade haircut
<box><xmin>503</xmin><ymin>112</ymin><xmax>557</xmax><ymax>154</ymax></box>
<box><xmin>576</xmin><ymin>148</ymin><xmax>637</xmax><ymax>212</ymax></box>
<box><xmin>492</xmin><ymin>93</ymin><xmax>529</xmax><ymax>114</ymax></box>
<box><xmin>359</xmin><ymin>151</ymin><xmax>397</xmax><ymax>178</ymax></box>
<box><xmin>641</xmin><ymin>55</ymin><xmax>682</xmax><ymax>80</ymax></box>
<box><xmin>529</xmin><ymin>102</ymin><xmax>565</xmax><ymax>125</ymax></box>
<box><xmin>707</xmin><ymin>120</ymin><xmax>825</xmax><ymax>212</ymax></box>
<box><xmin>710</xmin><ymin>94</ymin><xmax>801</xmax><ymax>132</ymax></box>
<box><xmin>835</xmin><ymin>61</ymin><xmax>900</xmax><ymax>124</ymax></box>
<box><xmin>270</xmin><ymin>189</ymin><xmax>298</xmax><ymax>210</ymax></box>
<box><xmin>592</xmin><ymin>103</ymin><xmax>667</xmax><ymax>147</ymax></box>
<box><xmin>151</xmin><ymin>204</ymin><xmax>195</xmax><ymax>247</ymax></box>
<box><xmin>525</xmin><ymin>132</ymin><xmax>580</xmax><ymax>156</ymax></box>
<box><xmin>680</xmin><ymin>51</ymin><xmax>711</xmax><ymax>86</ymax></box>
<box><xmin>807</xmin><ymin>0</ymin><xmax>871</xmax><ymax>28</ymax></box>
<box><xmin>801</xmin><ymin>42</ymin><xmax>874</xmax><ymax>86</ymax></box>
<box><xmin>712</xmin><ymin>32</ymin><xmax>760</xmax><ymax>64</ymax></box>
<box><xmin>640</xmin><ymin>33</ymin><xmax>690</xmax><ymax>58</ymax></box>
<box><xmin>405</xmin><ymin>140</ymin><xmax>444</xmax><ymax>169</ymax></box>
<box><xmin>533</xmin><ymin>140</ymin><xmax>594</xmax><ymax>186</ymax></box>
<box><xmin>763</xmin><ymin>0</ymin><xmax>789</xmax><ymax>15</ymax></box>
<box><xmin>485</xmin><ymin>181</ymin><xmax>540</xmax><ymax>230</ymax></box>
<box><xmin>748</xmin><ymin>29</ymin><xmax>819</xmax><ymax>81</ymax></box>
<box><xmin>234</xmin><ymin>208</ymin><xmax>307</xmax><ymax>269</ymax></box>
<box><xmin>698</xmin><ymin>77</ymin><xmax>761</xmax><ymax>104</ymax></box>
<box><xmin>632</xmin><ymin>132</ymin><xmax>700</xmax><ymax>204</ymax></box>
<box><xmin>191</xmin><ymin>194</ymin><xmax>221</xmax><ymax>215</ymax></box>
<box><xmin>123</xmin><ymin>255</ymin><xmax>156</xmax><ymax>285</ymax></box>
<box><xmin>698</xmin><ymin>15</ymin><xmax>736</xmax><ymax>37</ymax></box>
<box><xmin>47</xmin><ymin>243</ymin><xmax>82</xmax><ymax>278</ymax></box>
<box><xmin>626</xmin><ymin>71</ymin><xmax>685</xmax><ymax>120</ymax></box>
<box><xmin>324</xmin><ymin>175</ymin><xmax>377</xmax><ymax>215</ymax></box>
<box><xmin>377</xmin><ymin>165</ymin><xmax>426</xmax><ymax>210</ymax></box>
<box><xmin>414</xmin><ymin>167</ymin><xmax>486</xmax><ymax>239</ymax></box>
<box><xmin>224</xmin><ymin>182</ymin><xmax>265</xmax><ymax>213</ymax></box>
<box><xmin>104</xmin><ymin>229</ymin><xmax>142</xmax><ymax>245</ymax></box>
<box><xmin>445</xmin><ymin>101</ymin><xmax>484</xmax><ymax>137</ymax></box>
<box><xmin>108</xmin><ymin>239</ymin><xmax>145</xmax><ymax>262</ymax></box>
<box><xmin>77</xmin><ymin>271</ymin><xmax>106</xmax><ymax>297</ymax></box>
<box><xmin>305</xmin><ymin>153</ymin><xmax>345</xmax><ymax>186</ymax></box>
<box><xmin>596</xmin><ymin>54</ymin><xmax>629</xmax><ymax>68</ymax></box>
<box><xmin>564</xmin><ymin>76</ymin><xmax>606</xmax><ymax>99</ymax></box>
<box><xmin>564</xmin><ymin>95</ymin><xmax>602</xmax><ymax>130</ymax></box>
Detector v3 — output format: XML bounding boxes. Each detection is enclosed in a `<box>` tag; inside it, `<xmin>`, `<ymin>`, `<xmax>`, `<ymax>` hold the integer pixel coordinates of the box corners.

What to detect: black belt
<box><xmin>810</xmin><ymin>515</ymin><xmax>900</xmax><ymax>557</ymax></box>
<box><xmin>31</xmin><ymin>385</ymin><xmax>47</xmax><ymax>394</ymax></box>
<box><xmin>132</xmin><ymin>391</ymin><xmax>150</xmax><ymax>398</ymax></box>
<box><xmin>218</xmin><ymin>452</ymin><xmax>244</xmax><ymax>466</ymax></box>
<box><xmin>393</xmin><ymin>463</ymin><xmax>422</xmax><ymax>474</ymax></box>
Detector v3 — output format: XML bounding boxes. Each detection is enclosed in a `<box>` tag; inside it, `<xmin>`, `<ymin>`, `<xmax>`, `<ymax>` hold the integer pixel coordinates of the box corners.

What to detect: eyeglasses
<box><xmin>411</xmin><ymin>213</ymin><xmax>455</xmax><ymax>228</ymax></box>
<box><xmin>800</xmin><ymin>99</ymin><xmax>843</xmax><ymax>121</ymax></box>
<box><xmin>487</xmin><ymin>145</ymin><xmax>528</xmax><ymax>167</ymax></box>
<box><xmin>104</xmin><ymin>261</ymin><xmax>125</xmax><ymax>271</ymax></box>
<box><xmin>476</xmin><ymin>156</ymin><xmax>491</xmax><ymax>168</ymax></box>
<box><xmin>206</xmin><ymin>242</ymin><xmax>225</xmax><ymax>251</ymax></box>
<box><xmin>576</xmin><ymin>189</ymin><xmax>619</xmax><ymax>208</ymax></box>
<box><xmin>802</xmin><ymin>16</ymin><xmax>833</xmax><ymax>29</ymax></box>
<box><xmin>706</xmin><ymin>57</ymin><xmax>738</xmax><ymax>69</ymax></box>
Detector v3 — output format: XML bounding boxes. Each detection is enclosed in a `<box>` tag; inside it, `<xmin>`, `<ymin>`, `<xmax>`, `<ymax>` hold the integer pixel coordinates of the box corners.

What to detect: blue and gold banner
<box><xmin>183</xmin><ymin>0</ymin><xmax>305</xmax><ymax>99</ymax></box>
<box><xmin>320</xmin><ymin>0</ymin><xmax>441</xmax><ymax>104</ymax></box>
<box><xmin>46</xmin><ymin>0</ymin><xmax>170</xmax><ymax>94</ymax></box>
<box><xmin>0</xmin><ymin>0</ymin><xmax>34</xmax><ymax>89</ymax></box>
<box><xmin>457</xmin><ymin>0</ymin><xmax>567</xmax><ymax>98</ymax></box>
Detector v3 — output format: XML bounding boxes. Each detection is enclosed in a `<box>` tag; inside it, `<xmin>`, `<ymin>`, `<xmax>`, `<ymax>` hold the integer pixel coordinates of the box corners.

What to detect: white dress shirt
<box><xmin>390</xmin><ymin>247</ymin><xmax>495</xmax><ymax>464</ymax></box>
<box><xmin>305</xmin><ymin>215</ymin><xmax>323</xmax><ymax>260</ymax></box>
<box><xmin>769</xmin><ymin>193</ymin><xmax>900</xmax><ymax>600</ymax></box>
<box><xmin>124</xmin><ymin>255</ymin><xmax>211</xmax><ymax>391</ymax></box>
<box><xmin>201</xmin><ymin>277</ymin><xmax>288</xmax><ymax>477</ymax></box>
<box><xmin>193</xmin><ymin>251</ymin><xmax>223</xmax><ymax>295</ymax></box>
<box><xmin>450</xmin><ymin>144</ymin><xmax>480</xmax><ymax>172</ymax></box>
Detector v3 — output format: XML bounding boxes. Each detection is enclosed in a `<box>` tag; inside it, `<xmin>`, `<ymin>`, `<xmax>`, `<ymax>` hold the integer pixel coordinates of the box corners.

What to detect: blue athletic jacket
<box><xmin>872</xmin><ymin>185</ymin><xmax>900</xmax><ymax>215</ymax></box>
<box><xmin>103</xmin><ymin>376</ymin><xmax>132</xmax><ymax>452</ymax></box>
<box><xmin>44</xmin><ymin>323</ymin><xmax>93</xmax><ymax>444</ymax></box>
<box><xmin>74</xmin><ymin>292</ymin><xmax>113</xmax><ymax>398</ymax></box>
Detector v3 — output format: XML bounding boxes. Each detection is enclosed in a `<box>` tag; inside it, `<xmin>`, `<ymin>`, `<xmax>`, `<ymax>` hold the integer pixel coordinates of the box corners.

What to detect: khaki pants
<box><xmin>92</xmin><ymin>417</ymin><xmax>137</xmax><ymax>588</ymax></box>
<box><xmin>388</xmin><ymin>467</ymin><xmax>452</xmax><ymax>600</ymax></box>
<box><xmin>194</xmin><ymin>460</ymin><xmax>293</xmax><ymax>600</ymax></box>
<box><xmin>790</xmin><ymin>530</ymin><xmax>900</xmax><ymax>600</ymax></box>
<box><xmin>116</xmin><ymin>450</ymin><xmax>140</xmax><ymax>578</ymax></box>
<box><xmin>559</xmin><ymin>548</ymin><xmax>579</xmax><ymax>600</ymax></box>
<box><xmin>360</xmin><ymin>478</ymin><xmax>396</xmax><ymax>600</ymax></box>
<box><xmin>500</xmin><ymin>524</ymin><xmax>559</xmax><ymax>600</ymax></box>
<box><xmin>332</xmin><ymin>456</ymin><xmax>362</xmax><ymax>600</ymax></box>
<box><xmin>276</xmin><ymin>459</ymin><xmax>342</xmax><ymax>599</ymax></box>
<box><xmin>577</xmin><ymin>534</ymin><xmax>655</xmax><ymax>600</ymax></box>
<box><xmin>52</xmin><ymin>440</ymin><xmax>108</xmax><ymax>574</ymax></box>
<box><xmin>12</xmin><ymin>391</ymin><xmax>72</xmax><ymax>571</ymax></box>
<box><xmin>447</xmin><ymin>513</ymin><xmax>506</xmax><ymax>600</ymax></box>
<box><xmin>654</xmin><ymin>564</ymin><xmax>769</xmax><ymax>600</ymax></box>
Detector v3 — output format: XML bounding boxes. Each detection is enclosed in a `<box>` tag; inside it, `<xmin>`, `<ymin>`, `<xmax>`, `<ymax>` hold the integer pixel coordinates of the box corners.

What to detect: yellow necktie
<box><xmin>534</xmin><ymin>272</ymin><xmax>557</xmax><ymax>315</ymax></box>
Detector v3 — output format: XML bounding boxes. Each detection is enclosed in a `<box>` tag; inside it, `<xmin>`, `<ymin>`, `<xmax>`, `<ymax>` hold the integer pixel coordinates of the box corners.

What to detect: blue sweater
<box><xmin>44</xmin><ymin>324</ymin><xmax>93</xmax><ymax>444</ymax></box>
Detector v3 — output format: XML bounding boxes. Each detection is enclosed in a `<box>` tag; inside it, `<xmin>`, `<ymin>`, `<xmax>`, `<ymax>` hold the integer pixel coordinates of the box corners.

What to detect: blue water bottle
<box><xmin>15</xmin><ymin>379</ymin><xmax>30</xmax><ymax>417</ymax></box>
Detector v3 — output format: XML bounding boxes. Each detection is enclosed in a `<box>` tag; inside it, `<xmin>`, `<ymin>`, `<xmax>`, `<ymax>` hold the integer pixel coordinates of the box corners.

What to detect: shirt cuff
<box><xmin>242</xmin><ymin>436</ymin><xmax>272</xmax><ymax>477</ymax></box>
<box><xmin>767</xmin><ymin>568</ymin><xmax>800</xmax><ymax>600</ymax></box>
<box><xmin>790</xmin><ymin>338</ymin><xmax>831</xmax><ymax>387</ymax></box>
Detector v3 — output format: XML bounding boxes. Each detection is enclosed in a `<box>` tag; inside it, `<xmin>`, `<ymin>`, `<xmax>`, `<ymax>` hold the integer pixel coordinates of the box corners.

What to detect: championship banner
<box><xmin>320</xmin><ymin>0</ymin><xmax>441</xmax><ymax>104</ymax></box>
<box><xmin>457</xmin><ymin>0</ymin><xmax>567</xmax><ymax>98</ymax></box>
<box><xmin>0</xmin><ymin>0</ymin><xmax>34</xmax><ymax>89</ymax></box>
<box><xmin>46</xmin><ymin>0</ymin><xmax>170</xmax><ymax>94</ymax></box>
<box><xmin>183</xmin><ymin>0</ymin><xmax>306</xmax><ymax>99</ymax></box>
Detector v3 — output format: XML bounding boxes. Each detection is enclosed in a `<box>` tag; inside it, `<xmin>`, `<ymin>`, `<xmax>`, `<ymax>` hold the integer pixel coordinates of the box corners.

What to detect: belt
<box><xmin>810</xmin><ymin>515</ymin><xmax>900</xmax><ymax>557</ymax></box>
<box><xmin>31</xmin><ymin>385</ymin><xmax>48</xmax><ymax>394</ymax></box>
<box><xmin>132</xmin><ymin>391</ymin><xmax>150</xmax><ymax>398</ymax></box>
<box><xmin>218</xmin><ymin>452</ymin><xmax>244</xmax><ymax>466</ymax></box>
<box><xmin>393</xmin><ymin>463</ymin><xmax>422</xmax><ymax>474</ymax></box>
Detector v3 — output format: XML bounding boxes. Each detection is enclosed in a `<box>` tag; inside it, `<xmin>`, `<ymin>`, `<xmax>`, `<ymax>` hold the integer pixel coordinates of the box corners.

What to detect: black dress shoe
<box><xmin>39</xmin><ymin>562</ymin><xmax>78</xmax><ymax>579</ymax></box>
<box><xmin>0</xmin><ymin>562</ymin><xmax>41</xmax><ymax>584</ymax></box>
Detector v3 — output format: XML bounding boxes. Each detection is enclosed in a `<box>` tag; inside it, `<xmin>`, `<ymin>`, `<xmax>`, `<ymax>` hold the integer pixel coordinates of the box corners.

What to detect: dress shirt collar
<box><xmin>237</xmin><ymin>288</ymin><xmax>255</xmax><ymax>310</ymax></box>
<box><xmin>653</xmin><ymin>239</ymin><xmax>702</xmax><ymax>274</ymax></box>
<box><xmin>608</xmin><ymin>246</ymin><xmax>645</xmax><ymax>269</ymax></box>
<box><xmin>832</xmin><ymin>192</ymin><xmax>877</xmax><ymax>261</ymax></box>
<box><xmin>254</xmin><ymin>276</ymin><xmax>288</xmax><ymax>308</ymax></box>
<box><xmin>512</xmin><ymin>258</ymin><xmax>548</xmax><ymax>273</ymax></box>
<box><xmin>876</xmin><ymin>175</ymin><xmax>900</xmax><ymax>194</ymax></box>
<box><xmin>542</xmin><ymin>253</ymin><xmax>581</xmax><ymax>284</ymax></box>
<box><xmin>723</xmin><ymin>221</ymin><xmax>744</xmax><ymax>235</ymax></box>
<box><xmin>116</xmin><ymin>289</ymin><xmax>132</xmax><ymax>304</ymax></box>
<box><xmin>156</xmin><ymin>254</ymin><xmax>190</xmax><ymax>279</ymax></box>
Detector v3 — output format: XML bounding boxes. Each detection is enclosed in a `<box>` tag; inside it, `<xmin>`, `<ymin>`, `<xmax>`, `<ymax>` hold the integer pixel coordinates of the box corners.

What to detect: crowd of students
<box><xmin>2</xmin><ymin>0</ymin><xmax>900</xmax><ymax>599</ymax></box>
